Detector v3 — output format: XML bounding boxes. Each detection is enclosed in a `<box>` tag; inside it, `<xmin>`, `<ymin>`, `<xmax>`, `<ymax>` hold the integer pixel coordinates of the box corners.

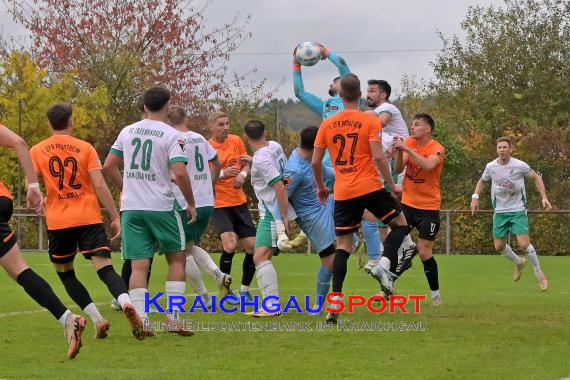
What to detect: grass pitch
<box><xmin>1</xmin><ymin>253</ymin><xmax>569</xmax><ymax>379</ymax></box>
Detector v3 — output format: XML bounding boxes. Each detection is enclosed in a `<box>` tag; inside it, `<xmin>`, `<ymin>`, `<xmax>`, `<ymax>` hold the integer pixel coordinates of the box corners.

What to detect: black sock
<box><xmin>219</xmin><ymin>250</ymin><xmax>234</xmax><ymax>275</ymax></box>
<box><xmin>422</xmin><ymin>257</ymin><xmax>439</xmax><ymax>291</ymax></box>
<box><xmin>241</xmin><ymin>252</ymin><xmax>255</xmax><ymax>287</ymax></box>
<box><xmin>384</xmin><ymin>225</ymin><xmax>410</xmax><ymax>273</ymax></box>
<box><xmin>57</xmin><ymin>269</ymin><xmax>93</xmax><ymax>310</ymax></box>
<box><xmin>97</xmin><ymin>265</ymin><xmax>128</xmax><ymax>299</ymax></box>
<box><xmin>17</xmin><ymin>268</ymin><xmax>67</xmax><ymax>320</ymax></box>
<box><xmin>121</xmin><ymin>260</ymin><xmax>132</xmax><ymax>288</ymax></box>
<box><xmin>332</xmin><ymin>249</ymin><xmax>350</xmax><ymax>293</ymax></box>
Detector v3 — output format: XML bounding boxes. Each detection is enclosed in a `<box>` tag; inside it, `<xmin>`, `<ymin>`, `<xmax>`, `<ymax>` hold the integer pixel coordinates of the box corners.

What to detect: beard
<box><xmin>367</xmin><ymin>98</ymin><xmax>378</xmax><ymax>108</ymax></box>
<box><xmin>328</xmin><ymin>88</ymin><xmax>338</xmax><ymax>97</ymax></box>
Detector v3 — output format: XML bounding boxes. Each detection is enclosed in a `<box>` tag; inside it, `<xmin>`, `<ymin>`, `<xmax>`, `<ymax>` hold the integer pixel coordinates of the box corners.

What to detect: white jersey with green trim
<box><xmin>374</xmin><ymin>102</ymin><xmax>409</xmax><ymax>138</ymax></box>
<box><xmin>251</xmin><ymin>140</ymin><xmax>296</xmax><ymax>219</ymax></box>
<box><xmin>110</xmin><ymin>119</ymin><xmax>187</xmax><ymax>211</ymax></box>
<box><xmin>173</xmin><ymin>131</ymin><xmax>217</xmax><ymax>209</ymax></box>
<box><xmin>481</xmin><ymin>157</ymin><xmax>532</xmax><ymax>213</ymax></box>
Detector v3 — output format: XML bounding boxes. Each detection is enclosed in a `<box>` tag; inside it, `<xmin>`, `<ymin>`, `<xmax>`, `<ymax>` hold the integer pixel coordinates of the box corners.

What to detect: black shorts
<box><xmin>401</xmin><ymin>203</ymin><xmax>440</xmax><ymax>241</ymax></box>
<box><xmin>0</xmin><ymin>196</ymin><xmax>17</xmax><ymax>258</ymax></box>
<box><xmin>334</xmin><ymin>189</ymin><xmax>401</xmax><ymax>236</ymax></box>
<box><xmin>48</xmin><ymin>223</ymin><xmax>111</xmax><ymax>264</ymax></box>
<box><xmin>213</xmin><ymin>203</ymin><xmax>257</xmax><ymax>239</ymax></box>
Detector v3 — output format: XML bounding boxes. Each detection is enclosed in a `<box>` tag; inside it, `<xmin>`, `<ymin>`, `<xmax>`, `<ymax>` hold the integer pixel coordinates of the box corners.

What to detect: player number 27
<box><xmin>131</xmin><ymin>138</ymin><xmax>153</xmax><ymax>171</ymax></box>
<box><xmin>333</xmin><ymin>133</ymin><xmax>358</xmax><ymax>166</ymax></box>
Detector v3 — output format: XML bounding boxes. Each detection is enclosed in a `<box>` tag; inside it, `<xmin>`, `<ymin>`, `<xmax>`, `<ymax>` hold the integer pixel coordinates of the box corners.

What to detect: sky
<box><xmin>0</xmin><ymin>0</ymin><xmax>503</xmax><ymax>100</ymax></box>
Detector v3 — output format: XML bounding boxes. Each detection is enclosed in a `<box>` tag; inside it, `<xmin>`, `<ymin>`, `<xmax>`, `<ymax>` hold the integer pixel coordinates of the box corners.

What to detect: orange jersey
<box><xmin>401</xmin><ymin>137</ymin><xmax>445</xmax><ymax>210</ymax></box>
<box><xmin>314</xmin><ymin>110</ymin><xmax>383</xmax><ymax>200</ymax></box>
<box><xmin>30</xmin><ymin>135</ymin><xmax>103</xmax><ymax>229</ymax></box>
<box><xmin>208</xmin><ymin>134</ymin><xmax>248</xmax><ymax>208</ymax></box>
<box><xmin>0</xmin><ymin>180</ymin><xmax>13</xmax><ymax>199</ymax></box>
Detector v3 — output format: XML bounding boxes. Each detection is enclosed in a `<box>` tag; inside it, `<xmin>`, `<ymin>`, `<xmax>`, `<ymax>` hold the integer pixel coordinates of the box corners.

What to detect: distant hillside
<box><xmin>271</xmin><ymin>99</ymin><xmax>323</xmax><ymax>131</ymax></box>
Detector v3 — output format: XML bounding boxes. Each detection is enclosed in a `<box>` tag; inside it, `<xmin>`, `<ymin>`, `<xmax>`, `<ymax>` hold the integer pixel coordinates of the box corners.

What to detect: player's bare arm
<box><xmin>210</xmin><ymin>156</ymin><xmax>222</xmax><ymax>185</ymax></box>
<box><xmin>393</xmin><ymin>139</ymin><xmax>440</xmax><ymax>171</ymax></box>
<box><xmin>0</xmin><ymin>126</ymin><xmax>43</xmax><ymax>210</ymax></box>
<box><xmin>272</xmin><ymin>180</ymin><xmax>292</xmax><ymax>233</ymax></box>
<box><xmin>370</xmin><ymin>140</ymin><xmax>401</xmax><ymax>194</ymax></box>
<box><xmin>470</xmin><ymin>179</ymin><xmax>485</xmax><ymax>215</ymax></box>
<box><xmin>90</xmin><ymin>169</ymin><xmax>121</xmax><ymax>240</ymax></box>
<box><xmin>526</xmin><ymin>170</ymin><xmax>552</xmax><ymax>210</ymax></box>
<box><xmin>171</xmin><ymin>161</ymin><xmax>197</xmax><ymax>223</ymax></box>
<box><xmin>393</xmin><ymin>139</ymin><xmax>409</xmax><ymax>174</ymax></box>
<box><xmin>103</xmin><ymin>153</ymin><xmax>124</xmax><ymax>191</ymax></box>
<box><xmin>311</xmin><ymin>146</ymin><xmax>329</xmax><ymax>204</ymax></box>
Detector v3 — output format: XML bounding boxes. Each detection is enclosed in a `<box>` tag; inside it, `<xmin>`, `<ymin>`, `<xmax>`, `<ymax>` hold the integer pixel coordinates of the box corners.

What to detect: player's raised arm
<box><xmin>293</xmin><ymin>53</ymin><xmax>325</xmax><ymax>116</ymax></box>
<box><xmin>0</xmin><ymin>125</ymin><xmax>43</xmax><ymax>209</ymax></box>
<box><xmin>393</xmin><ymin>137</ymin><xmax>408</xmax><ymax>174</ymax></box>
<box><xmin>325</xmin><ymin>50</ymin><xmax>351</xmax><ymax>77</ymax></box>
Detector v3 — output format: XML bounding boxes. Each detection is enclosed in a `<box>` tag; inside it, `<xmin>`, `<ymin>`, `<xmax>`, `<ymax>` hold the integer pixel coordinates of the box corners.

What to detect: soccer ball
<box><xmin>295</xmin><ymin>42</ymin><xmax>322</xmax><ymax>66</ymax></box>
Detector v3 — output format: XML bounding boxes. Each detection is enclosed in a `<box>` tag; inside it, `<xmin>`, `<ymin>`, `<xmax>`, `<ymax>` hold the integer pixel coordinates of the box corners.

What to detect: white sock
<box><xmin>500</xmin><ymin>245</ymin><xmax>522</xmax><ymax>265</ymax></box>
<box><xmin>58</xmin><ymin>309</ymin><xmax>71</xmax><ymax>327</ymax></box>
<box><xmin>255</xmin><ymin>261</ymin><xmax>279</xmax><ymax>308</ymax></box>
<box><xmin>185</xmin><ymin>255</ymin><xmax>208</xmax><ymax>295</ymax></box>
<box><xmin>165</xmin><ymin>281</ymin><xmax>185</xmax><ymax>321</ymax></box>
<box><xmin>191</xmin><ymin>246</ymin><xmax>224</xmax><ymax>284</ymax></box>
<box><xmin>117</xmin><ymin>293</ymin><xmax>131</xmax><ymax>309</ymax></box>
<box><xmin>379</xmin><ymin>256</ymin><xmax>391</xmax><ymax>272</ymax></box>
<box><xmin>240</xmin><ymin>285</ymin><xmax>249</xmax><ymax>293</ymax></box>
<box><xmin>431</xmin><ymin>290</ymin><xmax>440</xmax><ymax>299</ymax></box>
<box><xmin>129</xmin><ymin>288</ymin><xmax>148</xmax><ymax>322</ymax></box>
<box><xmin>83</xmin><ymin>302</ymin><xmax>102</xmax><ymax>323</ymax></box>
<box><xmin>526</xmin><ymin>244</ymin><xmax>542</xmax><ymax>277</ymax></box>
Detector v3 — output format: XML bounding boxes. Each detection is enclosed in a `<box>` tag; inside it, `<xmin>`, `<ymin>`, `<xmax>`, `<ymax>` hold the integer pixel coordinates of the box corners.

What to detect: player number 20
<box><xmin>333</xmin><ymin>133</ymin><xmax>358</xmax><ymax>166</ymax></box>
<box><xmin>131</xmin><ymin>138</ymin><xmax>153</xmax><ymax>171</ymax></box>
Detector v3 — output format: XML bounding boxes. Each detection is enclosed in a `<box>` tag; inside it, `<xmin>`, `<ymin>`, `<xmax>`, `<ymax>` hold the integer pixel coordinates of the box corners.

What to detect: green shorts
<box><xmin>255</xmin><ymin>209</ymin><xmax>276</xmax><ymax>249</ymax></box>
<box><xmin>379</xmin><ymin>160</ymin><xmax>404</xmax><ymax>228</ymax></box>
<box><xmin>177</xmin><ymin>206</ymin><xmax>214</xmax><ymax>243</ymax></box>
<box><xmin>121</xmin><ymin>210</ymin><xmax>186</xmax><ymax>259</ymax></box>
<box><xmin>493</xmin><ymin>211</ymin><xmax>530</xmax><ymax>239</ymax></box>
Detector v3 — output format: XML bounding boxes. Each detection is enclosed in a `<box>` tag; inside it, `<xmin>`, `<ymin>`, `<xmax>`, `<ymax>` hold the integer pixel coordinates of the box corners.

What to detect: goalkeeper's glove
<box><xmin>275</xmin><ymin>220</ymin><xmax>292</xmax><ymax>251</ymax></box>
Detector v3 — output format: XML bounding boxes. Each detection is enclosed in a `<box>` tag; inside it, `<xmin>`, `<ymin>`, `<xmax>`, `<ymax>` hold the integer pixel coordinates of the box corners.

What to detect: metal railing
<box><xmin>11</xmin><ymin>208</ymin><xmax>570</xmax><ymax>255</ymax></box>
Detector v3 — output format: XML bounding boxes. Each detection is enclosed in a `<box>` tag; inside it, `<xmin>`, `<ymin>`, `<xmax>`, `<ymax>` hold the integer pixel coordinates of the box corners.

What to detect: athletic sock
<box><xmin>240</xmin><ymin>285</ymin><xmax>249</xmax><ymax>293</ymax></box>
<box><xmin>422</xmin><ymin>257</ymin><xmax>439</xmax><ymax>291</ymax></box>
<box><xmin>120</xmin><ymin>259</ymin><xmax>132</xmax><ymax>288</ymax></box>
<box><xmin>57</xmin><ymin>269</ymin><xmax>93</xmax><ymax>310</ymax></box>
<box><xmin>332</xmin><ymin>249</ymin><xmax>350</xmax><ymax>293</ymax></box>
<box><xmin>129</xmin><ymin>288</ymin><xmax>148</xmax><ymax>322</ymax></box>
<box><xmin>525</xmin><ymin>244</ymin><xmax>542</xmax><ymax>277</ymax></box>
<box><xmin>58</xmin><ymin>310</ymin><xmax>71</xmax><ymax>327</ymax></box>
<box><xmin>83</xmin><ymin>302</ymin><xmax>102</xmax><ymax>323</ymax></box>
<box><xmin>16</xmin><ymin>268</ymin><xmax>67</xmax><ymax>321</ymax></box>
<box><xmin>316</xmin><ymin>265</ymin><xmax>332</xmax><ymax>302</ymax></box>
<box><xmin>383</xmin><ymin>225</ymin><xmax>409</xmax><ymax>273</ymax></box>
<box><xmin>165</xmin><ymin>281</ymin><xmax>185</xmax><ymax>321</ymax></box>
<box><xmin>242</xmin><ymin>252</ymin><xmax>256</xmax><ymax>287</ymax></box>
<box><xmin>97</xmin><ymin>264</ymin><xmax>129</xmax><ymax>300</ymax></box>
<box><xmin>362</xmin><ymin>220</ymin><xmax>381</xmax><ymax>261</ymax></box>
<box><xmin>352</xmin><ymin>233</ymin><xmax>360</xmax><ymax>251</ymax></box>
<box><xmin>219</xmin><ymin>250</ymin><xmax>234</xmax><ymax>275</ymax></box>
<box><xmin>500</xmin><ymin>245</ymin><xmax>522</xmax><ymax>265</ymax></box>
<box><xmin>185</xmin><ymin>255</ymin><xmax>208</xmax><ymax>295</ymax></box>
<box><xmin>255</xmin><ymin>261</ymin><xmax>279</xmax><ymax>309</ymax></box>
<box><xmin>191</xmin><ymin>246</ymin><xmax>224</xmax><ymax>283</ymax></box>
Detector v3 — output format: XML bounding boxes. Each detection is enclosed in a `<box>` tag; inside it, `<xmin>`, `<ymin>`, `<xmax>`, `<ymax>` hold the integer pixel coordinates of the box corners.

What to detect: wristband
<box><xmin>471</xmin><ymin>194</ymin><xmax>480</xmax><ymax>200</ymax></box>
<box><xmin>239</xmin><ymin>170</ymin><xmax>248</xmax><ymax>179</ymax></box>
<box><xmin>27</xmin><ymin>183</ymin><xmax>40</xmax><ymax>190</ymax></box>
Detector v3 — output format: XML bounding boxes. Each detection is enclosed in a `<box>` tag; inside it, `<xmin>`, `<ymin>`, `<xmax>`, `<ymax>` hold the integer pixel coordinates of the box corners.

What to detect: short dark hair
<box><xmin>367</xmin><ymin>79</ymin><xmax>391</xmax><ymax>99</ymax></box>
<box><xmin>167</xmin><ymin>106</ymin><xmax>187</xmax><ymax>125</ymax></box>
<box><xmin>47</xmin><ymin>103</ymin><xmax>72</xmax><ymax>131</ymax></box>
<box><xmin>332</xmin><ymin>76</ymin><xmax>341</xmax><ymax>82</ymax></box>
<box><xmin>340</xmin><ymin>74</ymin><xmax>361</xmax><ymax>102</ymax></box>
<box><xmin>496</xmin><ymin>136</ymin><xmax>511</xmax><ymax>146</ymax></box>
<box><xmin>300</xmin><ymin>126</ymin><xmax>318</xmax><ymax>150</ymax></box>
<box><xmin>143</xmin><ymin>86</ymin><xmax>170</xmax><ymax>112</ymax></box>
<box><xmin>413</xmin><ymin>113</ymin><xmax>435</xmax><ymax>132</ymax></box>
<box><xmin>244</xmin><ymin>119</ymin><xmax>265</xmax><ymax>141</ymax></box>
